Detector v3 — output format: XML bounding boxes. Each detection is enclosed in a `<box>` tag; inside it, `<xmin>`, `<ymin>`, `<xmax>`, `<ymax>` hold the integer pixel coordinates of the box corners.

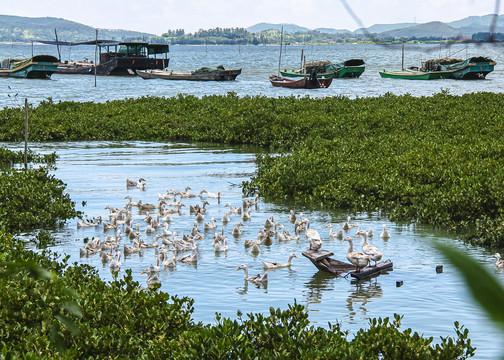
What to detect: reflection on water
<box><xmin>346</xmin><ymin>278</ymin><xmax>384</xmax><ymax>322</ymax></box>
<box><xmin>2</xmin><ymin>141</ymin><xmax>503</xmax><ymax>359</ymax></box>
<box><xmin>304</xmin><ymin>271</ymin><xmax>335</xmax><ymax>305</ymax></box>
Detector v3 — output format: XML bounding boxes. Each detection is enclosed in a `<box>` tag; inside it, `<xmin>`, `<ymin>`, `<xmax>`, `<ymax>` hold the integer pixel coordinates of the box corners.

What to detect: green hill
<box><xmin>381</xmin><ymin>21</ymin><xmax>462</xmax><ymax>39</ymax></box>
<box><xmin>246</xmin><ymin>23</ymin><xmax>311</xmax><ymax>33</ymax></box>
<box><xmin>0</xmin><ymin>14</ymin><xmax>164</xmax><ymax>43</ymax></box>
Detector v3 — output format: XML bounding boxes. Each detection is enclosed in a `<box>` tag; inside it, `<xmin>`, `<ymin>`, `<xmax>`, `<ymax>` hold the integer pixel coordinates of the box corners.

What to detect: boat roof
<box><xmin>35</xmin><ymin>40</ymin><xmax>169</xmax><ymax>54</ymax></box>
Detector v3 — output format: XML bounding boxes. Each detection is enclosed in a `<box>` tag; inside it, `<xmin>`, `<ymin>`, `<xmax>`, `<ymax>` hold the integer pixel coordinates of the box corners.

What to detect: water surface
<box><xmin>6</xmin><ymin>141</ymin><xmax>503</xmax><ymax>360</ymax></box>
<box><xmin>1</xmin><ymin>42</ymin><xmax>504</xmax><ymax>108</ymax></box>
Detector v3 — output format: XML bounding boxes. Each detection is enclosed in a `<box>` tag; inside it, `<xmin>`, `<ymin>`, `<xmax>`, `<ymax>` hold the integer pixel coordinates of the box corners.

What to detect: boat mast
<box><xmin>401</xmin><ymin>42</ymin><xmax>405</xmax><ymax>70</ymax></box>
<box><xmin>54</xmin><ymin>29</ymin><xmax>61</xmax><ymax>62</ymax></box>
<box><xmin>277</xmin><ymin>26</ymin><xmax>284</xmax><ymax>76</ymax></box>
<box><xmin>94</xmin><ymin>29</ymin><xmax>98</xmax><ymax>87</ymax></box>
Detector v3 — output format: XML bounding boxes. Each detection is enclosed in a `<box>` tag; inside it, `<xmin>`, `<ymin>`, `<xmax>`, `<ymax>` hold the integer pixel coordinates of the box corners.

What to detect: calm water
<box><xmin>2</xmin><ymin>42</ymin><xmax>504</xmax><ymax>358</ymax></box>
<box><xmin>1</xmin><ymin>42</ymin><xmax>504</xmax><ymax>107</ymax></box>
<box><xmin>5</xmin><ymin>141</ymin><xmax>503</xmax><ymax>360</ymax></box>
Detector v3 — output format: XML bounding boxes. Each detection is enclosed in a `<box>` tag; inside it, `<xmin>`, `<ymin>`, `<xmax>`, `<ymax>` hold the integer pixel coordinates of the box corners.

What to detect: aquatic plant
<box><xmin>1</xmin><ymin>91</ymin><xmax>503</xmax><ymax>248</ymax></box>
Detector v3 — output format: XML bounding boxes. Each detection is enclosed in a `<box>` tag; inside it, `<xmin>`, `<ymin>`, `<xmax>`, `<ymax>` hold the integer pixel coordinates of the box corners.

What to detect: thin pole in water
<box><xmin>94</xmin><ymin>29</ymin><xmax>98</xmax><ymax>87</ymax></box>
<box><xmin>24</xmin><ymin>98</ymin><xmax>28</xmax><ymax>169</ymax></box>
<box><xmin>54</xmin><ymin>29</ymin><xmax>61</xmax><ymax>62</ymax></box>
<box><xmin>277</xmin><ymin>26</ymin><xmax>284</xmax><ymax>76</ymax></box>
<box><xmin>401</xmin><ymin>42</ymin><xmax>405</xmax><ymax>70</ymax></box>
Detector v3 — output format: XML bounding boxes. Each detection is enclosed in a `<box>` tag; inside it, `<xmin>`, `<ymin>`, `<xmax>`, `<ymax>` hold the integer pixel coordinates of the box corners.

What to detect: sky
<box><xmin>4</xmin><ymin>0</ymin><xmax>502</xmax><ymax>35</ymax></box>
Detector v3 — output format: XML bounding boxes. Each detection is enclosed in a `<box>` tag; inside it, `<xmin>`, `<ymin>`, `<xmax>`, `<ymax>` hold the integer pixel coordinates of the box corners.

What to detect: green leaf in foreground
<box><xmin>435</xmin><ymin>242</ymin><xmax>504</xmax><ymax>333</ymax></box>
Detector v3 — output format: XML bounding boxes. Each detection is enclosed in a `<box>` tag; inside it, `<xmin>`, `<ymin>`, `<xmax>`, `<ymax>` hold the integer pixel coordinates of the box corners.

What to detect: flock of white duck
<box><xmin>76</xmin><ymin>177</ymin><xmax>503</xmax><ymax>288</ymax></box>
<box><xmin>76</xmin><ymin>178</ymin><xmax>398</xmax><ymax>287</ymax></box>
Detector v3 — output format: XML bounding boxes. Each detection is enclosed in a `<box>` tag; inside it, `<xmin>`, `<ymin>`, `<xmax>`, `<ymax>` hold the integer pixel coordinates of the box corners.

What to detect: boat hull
<box><xmin>269</xmin><ymin>75</ymin><xmax>333</xmax><ymax>89</ymax></box>
<box><xmin>280</xmin><ymin>65</ymin><xmax>365</xmax><ymax>79</ymax></box>
<box><xmin>0</xmin><ymin>55</ymin><xmax>59</xmax><ymax>79</ymax></box>
<box><xmin>136</xmin><ymin>68</ymin><xmax>241</xmax><ymax>81</ymax></box>
<box><xmin>379</xmin><ymin>70</ymin><xmax>452</xmax><ymax>80</ymax></box>
<box><xmin>451</xmin><ymin>61</ymin><xmax>496</xmax><ymax>80</ymax></box>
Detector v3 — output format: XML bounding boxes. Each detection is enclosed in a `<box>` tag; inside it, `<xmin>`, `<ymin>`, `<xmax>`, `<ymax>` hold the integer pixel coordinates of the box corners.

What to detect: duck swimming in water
<box><xmin>236</xmin><ymin>264</ymin><xmax>268</xmax><ymax>283</ymax></box>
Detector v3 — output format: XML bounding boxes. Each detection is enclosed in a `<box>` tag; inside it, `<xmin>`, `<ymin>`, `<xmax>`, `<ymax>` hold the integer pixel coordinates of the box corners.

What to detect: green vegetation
<box><xmin>0</xmin><ymin>15</ymin><xmax>164</xmax><ymax>43</ymax></box>
<box><xmin>1</xmin><ymin>92</ymin><xmax>504</xmax><ymax>247</ymax></box>
<box><xmin>0</xmin><ymin>97</ymin><xmax>488</xmax><ymax>358</ymax></box>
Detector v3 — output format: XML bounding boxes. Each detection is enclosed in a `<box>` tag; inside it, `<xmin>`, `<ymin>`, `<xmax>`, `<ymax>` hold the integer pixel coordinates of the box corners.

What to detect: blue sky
<box><xmin>5</xmin><ymin>0</ymin><xmax>501</xmax><ymax>35</ymax></box>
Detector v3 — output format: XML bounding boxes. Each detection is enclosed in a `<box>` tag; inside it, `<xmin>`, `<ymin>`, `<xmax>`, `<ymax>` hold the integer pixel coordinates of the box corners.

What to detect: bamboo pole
<box><xmin>401</xmin><ymin>42</ymin><xmax>405</xmax><ymax>70</ymax></box>
<box><xmin>54</xmin><ymin>29</ymin><xmax>61</xmax><ymax>62</ymax></box>
<box><xmin>24</xmin><ymin>98</ymin><xmax>28</xmax><ymax>169</ymax></box>
<box><xmin>94</xmin><ymin>29</ymin><xmax>98</xmax><ymax>87</ymax></box>
<box><xmin>277</xmin><ymin>26</ymin><xmax>284</xmax><ymax>76</ymax></box>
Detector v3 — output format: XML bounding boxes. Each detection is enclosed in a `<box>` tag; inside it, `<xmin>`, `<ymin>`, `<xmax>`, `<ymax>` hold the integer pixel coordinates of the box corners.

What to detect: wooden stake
<box><xmin>94</xmin><ymin>29</ymin><xmax>98</xmax><ymax>87</ymax></box>
<box><xmin>24</xmin><ymin>98</ymin><xmax>28</xmax><ymax>169</ymax></box>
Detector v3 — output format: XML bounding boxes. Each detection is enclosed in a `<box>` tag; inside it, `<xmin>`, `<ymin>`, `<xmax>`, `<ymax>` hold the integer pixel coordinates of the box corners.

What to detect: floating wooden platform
<box><xmin>302</xmin><ymin>249</ymin><xmax>393</xmax><ymax>280</ymax></box>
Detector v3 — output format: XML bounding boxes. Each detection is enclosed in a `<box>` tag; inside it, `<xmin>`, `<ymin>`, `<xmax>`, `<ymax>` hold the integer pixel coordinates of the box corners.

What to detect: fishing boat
<box><xmin>380</xmin><ymin>56</ymin><xmax>496</xmax><ymax>80</ymax></box>
<box><xmin>0</xmin><ymin>55</ymin><xmax>59</xmax><ymax>78</ymax></box>
<box><xmin>41</xmin><ymin>40</ymin><xmax>170</xmax><ymax>76</ymax></box>
<box><xmin>281</xmin><ymin>59</ymin><xmax>365</xmax><ymax>79</ymax></box>
<box><xmin>269</xmin><ymin>74</ymin><xmax>333</xmax><ymax>89</ymax></box>
<box><xmin>136</xmin><ymin>66</ymin><xmax>241</xmax><ymax>81</ymax></box>
<box><xmin>379</xmin><ymin>68</ymin><xmax>452</xmax><ymax>80</ymax></box>
<box><xmin>423</xmin><ymin>56</ymin><xmax>496</xmax><ymax>80</ymax></box>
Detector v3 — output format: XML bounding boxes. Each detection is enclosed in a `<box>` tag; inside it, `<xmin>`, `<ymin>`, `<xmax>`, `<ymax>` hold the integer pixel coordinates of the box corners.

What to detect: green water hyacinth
<box><xmin>1</xmin><ymin>91</ymin><xmax>504</xmax><ymax>248</ymax></box>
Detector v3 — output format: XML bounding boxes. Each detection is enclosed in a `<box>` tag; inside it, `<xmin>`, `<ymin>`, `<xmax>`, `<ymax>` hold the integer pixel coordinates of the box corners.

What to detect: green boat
<box><xmin>379</xmin><ymin>69</ymin><xmax>452</xmax><ymax>80</ymax></box>
<box><xmin>0</xmin><ymin>55</ymin><xmax>59</xmax><ymax>78</ymax></box>
<box><xmin>381</xmin><ymin>57</ymin><xmax>497</xmax><ymax>80</ymax></box>
<box><xmin>423</xmin><ymin>57</ymin><xmax>496</xmax><ymax>80</ymax></box>
<box><xmin>280</xmin><ymin>59</ymin><xmax>365</xmax><ymax>79</ymax></box>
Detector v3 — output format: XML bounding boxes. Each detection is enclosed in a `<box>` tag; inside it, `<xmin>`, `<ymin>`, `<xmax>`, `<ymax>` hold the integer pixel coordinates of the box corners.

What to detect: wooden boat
<box><xmin>423</xmin><ymin>56</ymin><xmax>496</xmax><ymax>80</ymax></box>
<box><xmin>0</xmin><ymin>55</ymin><xmax>59</xmax><ymax>78</ymax></box>
<box><xmin>269</xmin><ymin>74</ymin><xmax>333</xmax><ymax>89</ymax></box>
<box><xmin>302</xmin><ymin>249</ymin><xmax>393</xmax><ymax>280</ymax></box>
<box><xmin>280</xmin><ymin>59</ymin><xmax>365</xmax><ymax>79</ymax></box>
<box><xmin>41</xmin><ymin>40</ymin><xmax>170</xmax><ymax>76</ymax></box>
<box><xmin>380</xmin><ymin>57</ymin><xmax>496</xmax><ymax>80</ymax></box>
<box><xmin>379</xmin><ymin>69</ymin><xmax>452</xmax><ymax>80</ymax></box>
<box><xmin>136</xmin><ymin>66</ymin><xmax>241</xmax><ymax>81</ymax></box>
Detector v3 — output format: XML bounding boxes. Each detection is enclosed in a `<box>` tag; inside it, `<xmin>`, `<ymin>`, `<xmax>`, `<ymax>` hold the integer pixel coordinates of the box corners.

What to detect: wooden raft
<box><xmin>302</xmin><ymin>249</ymin><xmax>393</xmax><ymax>280</ymax></box>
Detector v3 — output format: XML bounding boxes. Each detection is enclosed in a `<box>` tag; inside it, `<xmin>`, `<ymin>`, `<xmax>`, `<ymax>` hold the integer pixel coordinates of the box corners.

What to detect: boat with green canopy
<box><xmin>423</xmin><ymin>56</ymin><xmax>496</xmax><ymax>79</ymax></box>
<box><xmin>380</xmin><ymin>56</ymin><xmax>496</xmax><ymax>80</ymax></box>
<box><xmin>280</xmin><ymin>59</ymin><xmax>365</xmax><ymax>79</ymax></box>
<box><xmin>0</xmin><ymin>55</ymin><xmax>59</xmax><ymax>78</ymax></box>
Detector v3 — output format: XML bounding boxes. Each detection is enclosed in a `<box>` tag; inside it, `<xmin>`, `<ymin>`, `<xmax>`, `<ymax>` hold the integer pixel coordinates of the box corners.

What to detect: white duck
<box><xmin>380</xmin><ymin>224</ymin><xmax>391</xmax><ymax>239</ymax></box>
<box><xmin>341</xmin><ymin>236</ymin><xmax>370</xmax><ymax>272</ymax></box>
<box><xmin>202</xmin><ymin>189</ymin><xmax>222</xmax><ymax>200</ymax></box>
<box><xmin>304</xmin><ymin>219</ymin><xmax>322</xmax><ymax>251</ymax></box>
<box><xmin>324</xmin><ymin>224</ymin><xmax>343</xmax><ymax>240</ymax></box>
<box><xmin>140</xmin><ymin>267</ymin><xmax>161</xmax><ymax>286</ymax></box>
<box><xmin>212</xmin><ymin>238</ymin><xmax>228</xmax><ymax>252</ymax></box>
<box><xmin>356</xmin><ymin>229</ymin><xmax>382</xmax><ymax>266</ymax></box>
<box><xmin>264</xmin><ymin>215</ymin><xmax>275</xmax><ymax>228</ymax></box>
<box><xmin>232</xmin><ymin>222</ymin><xmax>244</xmax><ymax>236</ymax></box>
<box><xmin>161</xmin><ymin>250</ymin><xmax>177</xmax><ymax>268</ymax></box>
<box><xmin>126</xmin><ymin>178</ymin><xmax>145</xmax><ymax>188</ymax></box>
<box><xmin>342</xmin><ymin>216</ymin><xmax>354</xmax><ymax>230</ymax></box>
<box><xmin>262</xmin><ymin>253</ymin><xmax>297</xmax><ymax>269</ymax></box>
<box><xmin>494</xmin><ymin>253</ymin><xmax>504</xmax><ymax>268</ymax></box>
<box><xmin>204</xmin><ymin>217</ymin><xmax>217</xmax><ymax>231</ymax></box>
<box><xmin>241</xmin><ymin>208</ymin><xmax>252</xmax><ymax>221</ymax></box>
<box><xmin>236</xmin><ymin>264</ymin><xmax>268</xmax><ymax>283</ymax></box>
<box><xmin>109</xmin><ymin>250</ymin><xmax>122</xmax><ymax>271</ymax></box>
